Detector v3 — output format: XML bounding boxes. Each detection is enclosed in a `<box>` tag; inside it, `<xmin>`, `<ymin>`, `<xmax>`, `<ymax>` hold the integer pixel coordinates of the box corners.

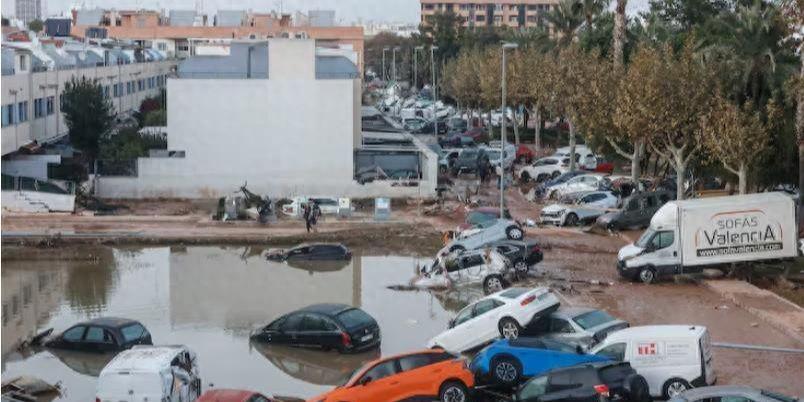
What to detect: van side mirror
<box><xmin>359</xmin><ymin>376</ymin><xmax>372</xmax><ymax>386</ymax></box>
<box><xmin>448</xmin><ymin>319</ymin><xmax>456</xmax><ymax>329</ymax></box>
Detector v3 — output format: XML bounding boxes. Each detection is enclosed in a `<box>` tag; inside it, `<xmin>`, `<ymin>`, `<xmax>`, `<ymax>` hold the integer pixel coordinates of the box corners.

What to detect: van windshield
<box><xmin>635</xmin><ymin>229</ymin><xmax>656</xmax><ymax>248</ymax></box>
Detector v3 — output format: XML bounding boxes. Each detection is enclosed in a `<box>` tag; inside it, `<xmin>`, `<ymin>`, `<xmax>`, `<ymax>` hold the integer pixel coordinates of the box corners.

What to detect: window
<box><xmin>336</xmin><ymin>308</ymin><xmax>374</xmax><ymax>330</ymax></box>
<box><xmin>650</xmin><ymin>231</ymin><xmax>674</xmax><ymax>250</ymax></box>
<box><xmin>596</xmin><ymin>342</ymin><xmax>626</xmax><ymax>361</ymax></box>
<box><xmin>659</xmin><ymin>193</ymin><xmax>671</xmax><ymax>204</ymax></box>
<box><xmin>519</xmin><ymin>376</ymin><xmax>549</xmax><ymax>399</ymax></box>
<box><xmin>34</xmin><ymin>98</ymin><xmax>43</xmax><ymax>118</ymax></box>
<box><xmin>46</xmin><ymin>96</ymin><xmax>54</xmax><ymax>114</ymax></box>
<box><xmin>121</xmin><ymin>323</ymin><xmax>148</xmax><ymax>342</ymax></box>
<box><xmin>423</xmin><ymin>4</ymin><xmax>434</xmax><ymax>10</ymax></box>
<box><xmin>157</xmin><ymin>42</ymin><xmax>167</xmax><ymax>51</ymax></box>
<box><xmin>547</xmin><ymin>371</ymin><xmax>581</xmax><ymax>392</ymax></box>
<box><xmin>19</xmin><ymin>55</ymin><xmax>27</xmax><ymax>70</ymax></box>
<box><xmin>646</xmin><ymin>195</ymin><xmax>657</xmax><ymax>208</ymax></box>
<box><xmin>280</xmin><ymin>314</ymin><xmax>304</xmax><ymax>331</ymax></box>
<box><xmin>453</xmin><ymin>306</ymin><xmax>474</xmax><ymax>327</ymax></box>
<box><xmin>473</xmin><ymin>299</ymin><xmax>503</xmax><ymax>317</ymax></box>
<box><xmin>300</xmin><ymin>314</ymin><xmax>333</xmax><ymax>332</ymax></box>
<box><xmin>360</xmin><ymin>360</ymin><xmax>397</xmax><ymax>383</ymax></box>
<box><xmin>399</xmin><ymin>354</ymin><xmax>432</xmax><ymax>372</ymax></box>
<box><xmin>85</xmin><ymin>326</ymin><xmax>114</xmax><ymax>343</ymax></box>
<box><xmin>2</xmin><ymin>104</ymin><xmax>14</xmax><ymax>126</ymax></box>
<box><xmin>573</xmin><ymin>310</ymin><xmax>615</xmax><ymax>330</ymax></box>
<box><xmin>62</xmin><ymin>326</ymin><xmax>86</xmax><ymax>341</ymax></box>
<box><xmin>18</xmin><ymin>101</ymin><xmax>27</xmax><ymax>122</ymax></box>
<box><xmin>476</xmin><ymin>15</ymin><xmax>485</xmax><ymax>22</ymax></box>
<box><xmin>551</xmin><ymin>318</ymin><xmax>575</xmax><ymax>333</ymax></box>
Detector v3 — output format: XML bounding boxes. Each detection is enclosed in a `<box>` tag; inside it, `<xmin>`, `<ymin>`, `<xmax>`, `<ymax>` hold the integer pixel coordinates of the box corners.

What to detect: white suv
<box><xmin>427</xmin><ymin>287</ymin><xmax>560</xmax><ymax>353</ymax></box>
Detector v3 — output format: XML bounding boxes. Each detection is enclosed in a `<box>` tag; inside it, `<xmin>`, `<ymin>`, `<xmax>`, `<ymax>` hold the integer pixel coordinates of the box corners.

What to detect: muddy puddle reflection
<box><xmin>2</xmin><ymin>246</ymin><xmax>484</xmax><ymax>399</ymax></box>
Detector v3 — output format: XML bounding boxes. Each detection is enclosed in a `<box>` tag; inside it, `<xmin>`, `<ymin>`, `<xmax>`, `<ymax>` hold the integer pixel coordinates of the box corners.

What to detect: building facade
<box><xmin>420</xmin><ymin>0</ymin><xmax>558</xmax><ymax>29</ymax></box>
<box><xmin>15</xmin><ymin>0</ymin><xmax>42</xmax><ymax>24</ymax></box>
<box><xmin>96</xmin><ymin>39</ymin><xmax>437</xmax><ymax>199</ymax></box>
<box><xmin>1</xmin><ymin>45</ymin><xmax>175</xmax><ymax>156</ymax></box>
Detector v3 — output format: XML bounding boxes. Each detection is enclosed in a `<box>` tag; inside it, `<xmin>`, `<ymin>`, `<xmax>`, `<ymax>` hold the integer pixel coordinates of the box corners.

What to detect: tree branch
<box><xmin>606</xmin><ymin>137</ymin><xmax>635</xmax><ymax>160</ymax></box>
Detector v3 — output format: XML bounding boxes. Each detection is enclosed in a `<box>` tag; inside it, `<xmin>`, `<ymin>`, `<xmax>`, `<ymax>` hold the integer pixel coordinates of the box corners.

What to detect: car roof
<box><xmin>101</xmin><ymin>345</ymin><xmax>188</xmax><ymax>373</ymax></box>
<box><xmin>297</xmin><ymin>303</ymin><xmax>355</xmax><ymax>316</ymax></box>
<box><xmin>197</xmin><ymin>389</ymin><xmax>260</xmax><ymax>402</ymax></box>
<box><xmin>292</xmin><ymin>242</ymin><xmax>345</xmax><ymax>249</ymax></box>
<box><xmin>551</xmin><ymin>307</ymin><xmax>598</xmax><ymax>318</ymax></box>
<box><xmin>80</xmin><ymin>317</ymin><xmax>141</xmax><ymax>329</ymax></box>
<box><xmin>605</xmin><ymin>325</ymin><xmax>706</xmax><ymax>343</ymax></box>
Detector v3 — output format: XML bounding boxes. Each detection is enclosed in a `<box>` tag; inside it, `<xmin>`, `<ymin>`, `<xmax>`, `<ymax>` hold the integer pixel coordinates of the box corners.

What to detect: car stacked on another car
<box><xmin>427</xmin><ymin>287</ymin><xmax>560</xmax><ymax>353</ymax></box>
<box><xmin>251</xmin><ymin>304</ymin><xmax>380</xmax><ymax>353</ymax></box>
<box><xmin>444</xmin><ymin>218</ymin><xmax>525</xmax><ymax>253</ymax></box>
<box><xmin>546</xmin><ymin>174</ymin><xmax>611</xmax><ymax>200</ymax></box>
<box><xmin>487</xmin><ymin>240</ymin><xmax>544</xmax><ymax>275</ymax></box>
<box><xmin>307</xmin><ymin>349</ymin><xmax>475</xmax><ymax>402</ymax></box>
<box><xmin>540</xmin><ymin>191</ymin><xmax>619</xmax><ymax>227</ymax></box>
<box><xmin>532</xmin><ymin>307</ymin><xmax>630</xmax><ymax>350</ymax></box>
<box><xmin>514</xmin><ymin>361</ymin><xmax>652</xmax><ymax>402</ymax></box>
<box><xmin>415</xmin><ymin>248</ymin><xmax>513</xmax><ymax>293</ymax></box>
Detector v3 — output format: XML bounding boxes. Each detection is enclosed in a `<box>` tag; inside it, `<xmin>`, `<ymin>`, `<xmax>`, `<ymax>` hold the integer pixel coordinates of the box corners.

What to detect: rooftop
<box><xmin>298</xmin><ymin>303</ymin><xmax>353</xmax><ymax>315</ymax></box>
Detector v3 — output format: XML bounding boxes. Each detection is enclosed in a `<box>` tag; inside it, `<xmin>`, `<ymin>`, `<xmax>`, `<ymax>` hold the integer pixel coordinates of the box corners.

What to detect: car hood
<box><xmin>617</xmin><ymin>244</ymin><xmax>643</xmax><ymax>261</ymax></box>
<box><xmin>542</xmin><ymin>204</ymin><xmax>568</xmax><ymax>214</ymax></box>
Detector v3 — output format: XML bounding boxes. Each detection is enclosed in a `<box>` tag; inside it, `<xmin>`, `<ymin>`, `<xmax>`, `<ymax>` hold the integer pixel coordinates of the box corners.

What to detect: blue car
<box><xmin>470</xmin><ymin>337</ymin><xmax>611</xmax><ymax>387</ymax></box>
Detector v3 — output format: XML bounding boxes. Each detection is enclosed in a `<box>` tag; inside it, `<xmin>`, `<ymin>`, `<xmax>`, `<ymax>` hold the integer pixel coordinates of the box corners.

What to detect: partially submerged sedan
<box><xmin>265</xmin><ymin>243</ymin><xmax>351</xmax><ymax>262</ymax></box>
<box><xmin>251</xmin><ymin>304</ymin><xmax>380</xmax><ymax>353</ymax></box>
<box><xmin>41</xmin><ymin>317</ymin><xmax>152</xmax><ymax>353</ymax></box>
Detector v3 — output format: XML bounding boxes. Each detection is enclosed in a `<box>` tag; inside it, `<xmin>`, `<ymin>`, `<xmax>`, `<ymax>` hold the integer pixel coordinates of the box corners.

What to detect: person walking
<box><xmin>310</xmin><ymin>202</ymin><xmax>321</xmax><ymax>233</ymax></box>
<box><xmin>303</xmin><ymin>202</ymin><xmax>312</xmax><ymax>233</ymax></box>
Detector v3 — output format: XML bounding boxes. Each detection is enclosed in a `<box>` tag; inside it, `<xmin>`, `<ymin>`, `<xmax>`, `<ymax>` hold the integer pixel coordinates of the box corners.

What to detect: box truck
<box><xmin>617</xmin><ymin>193</ymin><xmax>798</xmax><ymax>284</ymax></box>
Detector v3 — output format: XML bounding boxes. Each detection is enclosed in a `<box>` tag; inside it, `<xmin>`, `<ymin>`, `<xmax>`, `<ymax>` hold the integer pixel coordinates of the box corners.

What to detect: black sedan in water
<box><xmin>42</xmin><ymin>317</ymin><xmax>152</xmax><ymax>353</ymax></box>
<box><xmin>251</xmin><ymin>304</ymin><xmax>380</xmax><ymax>353</ymax></box>
<box><xmin>265</xmin><ymin>243</ymin><xmax>352</xmax><ymax>262</ymax></box>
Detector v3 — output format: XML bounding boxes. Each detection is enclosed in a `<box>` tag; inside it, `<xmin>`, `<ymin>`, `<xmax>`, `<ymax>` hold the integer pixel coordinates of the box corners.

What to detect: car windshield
<box><xmin>635</xmin><ymin>229</ymin><xmax>656</xmax><ymax>248</ymax></box>
<box><xmin>486</xmin><ymin>150</ymin><xmax>501</xmax><ymax>159</ymax></box>
<box><xmin>573</xmin><ymin>310</ymin><xmax>616</xmax><ymax>330</ymax></box>
<box><xmin>336</xmin><ymin>308</ymin><xmax>374</xmax><ymax>330</ymax></box>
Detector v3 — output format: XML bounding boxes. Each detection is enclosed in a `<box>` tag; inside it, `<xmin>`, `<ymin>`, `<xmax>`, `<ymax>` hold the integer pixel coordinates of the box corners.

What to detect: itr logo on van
<box><xmin>637</xmin><ymin>342</ymin><xmax>657</xmax><ymax>355</ymax></box>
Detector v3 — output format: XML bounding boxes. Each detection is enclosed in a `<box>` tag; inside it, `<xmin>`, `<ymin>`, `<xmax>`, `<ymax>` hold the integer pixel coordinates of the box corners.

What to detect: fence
<box><xmin>1</xmin><ymin>174</ymin><xmax>74</xmax><ymax>194</ymax></box>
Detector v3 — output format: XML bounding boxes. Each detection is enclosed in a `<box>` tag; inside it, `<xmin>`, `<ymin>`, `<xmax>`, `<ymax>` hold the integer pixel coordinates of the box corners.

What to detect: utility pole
<box><xmin>392</xmin><ymin>46</ymin><xmax>400</xmax><ymax>82</ymax></box>
<box><xmin>414</xmin><ymin>46</ymin><xmax>424</xmax><ymax>91</ymax></box>
<box><xmin>382</xmin><ymin>47</ymin><xmax>389</xmax><ymax>82</ymax></box>
<box><xmin>431</xmin><ymin>45</ymin><xmax>438</xmax><ymax>137</ymax></box>
<box><xmin>500</xmin><ymin>42</ymin><xmax>518</xmax><ymax>217</ymax></box>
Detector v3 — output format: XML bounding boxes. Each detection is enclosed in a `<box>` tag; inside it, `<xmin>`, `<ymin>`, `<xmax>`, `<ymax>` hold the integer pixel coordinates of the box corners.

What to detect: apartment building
<box><xmin>1</xmin><ymin>41</ymin><xmax>176</xmax><ymax>156</ymax></box>
<box><xmin>420</xmin><ymin>0</ymin><xmax>558</xmax><ymax>29</ymax></box>
<box><xmin>15</xmin><ymin>0</ymin><xmax>42</xmax><ymax>24</ymax></box>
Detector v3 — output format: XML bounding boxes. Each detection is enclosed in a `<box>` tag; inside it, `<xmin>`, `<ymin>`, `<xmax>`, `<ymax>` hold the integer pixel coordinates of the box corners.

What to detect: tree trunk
<box><xmin>631</xmin><ymin>140</ymin><xmax>644</xmax><ymax>182</ymax></box>
<box><xmin>738</xmin><ymin>163</ymin><xmax>747</xmax><ymax>195</ymax></box>
<box><xmin>487</xmin><ymin>110</ymin><xmax>494</xmax><ymax>138</ymax></box>
<box><xmin>613</xmin><ymin>0</ymin><xmax>627</xmax><ymax>69</ymax></box>
<box><xmin>512</xmin><ymin>109</ymin><xmax>520</xmax><ymax>146</ymax></box>
<box><xmin>533</xmin><ymin>107</ymin><xmax>541</xmax><ymax>150</ymax></box>
<box><xmin>798</xmin><ymin>49</ymin><xmax>804</xmax><ymax>206</ymax></box>
<box><xmin>568</xmin><ymin>120</ymin><xmax>577</xmax><ymax>172</ymax></box>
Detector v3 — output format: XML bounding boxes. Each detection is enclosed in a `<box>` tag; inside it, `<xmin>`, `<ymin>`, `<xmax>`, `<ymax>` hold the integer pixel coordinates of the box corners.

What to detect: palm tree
<box><xmin>612</xmin><ymin>0</ymin><xmax>627</xmax><ymax>68</ymax></box>
<box><xmin>545</xmin><ymin>0</ymin><xmax>584</xmax><ymax>47</ymax></box>
<box><xmin>572</xmin><ymin>0</ymin><xmax>611</xmax><ymax>30</ymax></box>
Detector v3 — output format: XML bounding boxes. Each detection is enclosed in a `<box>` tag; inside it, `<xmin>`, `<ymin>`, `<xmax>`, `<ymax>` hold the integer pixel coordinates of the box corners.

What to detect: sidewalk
<box><xmin>703</xmin><ymin>279</ymin><xmax>804</xmax><ymax>344</ymax></box>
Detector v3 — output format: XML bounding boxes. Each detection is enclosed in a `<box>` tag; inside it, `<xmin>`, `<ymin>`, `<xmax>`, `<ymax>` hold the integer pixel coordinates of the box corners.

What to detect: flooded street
<box><xmin>1</xmin><ymin>246</ymin><xmax>466</xmax><ymax>400</ymax></box>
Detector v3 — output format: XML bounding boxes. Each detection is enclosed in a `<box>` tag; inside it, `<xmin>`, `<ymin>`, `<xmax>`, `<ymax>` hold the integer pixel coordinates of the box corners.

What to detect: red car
<box><xmin>463</xmin><ymin>127</ymin><xmax>487</xmax><ymax>141</ymax></box>
<box><xmin>590</xmin><ymin>157</ymin><xmax>615</xmax><ymax>174</ymax></box>
<box><xmin>197</xmin><ymin>389</ymin><xmax>279</xmax><ymax>402</ymax></box>
<box><xmin>516</xmin><ymin>144</ymin><xmax>535</xmax><ymax>163</ymax></box>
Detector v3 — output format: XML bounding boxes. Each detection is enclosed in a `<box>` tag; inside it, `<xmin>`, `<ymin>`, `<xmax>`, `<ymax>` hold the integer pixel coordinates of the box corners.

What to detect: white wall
<box><xmin>1</xmin><ymin>190</ymin><xmax>75</xmax><ymax>212</ymax></box>
<box><xmin>1</xmin><ymin>59</ymin><xmax>176</xmax><ymax>155</ymax></box>
<box><xmin>1</xmin><ymin>154</ymin><xmax>61</xmax><ymax>180</ymax></box>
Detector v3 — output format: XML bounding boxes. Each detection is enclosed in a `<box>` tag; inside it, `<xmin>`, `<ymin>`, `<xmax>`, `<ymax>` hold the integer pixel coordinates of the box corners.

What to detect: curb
<box><xmin>702</xmin><ymin>279</ymin><xmax>804</xmax><ymax>345</ymax></box>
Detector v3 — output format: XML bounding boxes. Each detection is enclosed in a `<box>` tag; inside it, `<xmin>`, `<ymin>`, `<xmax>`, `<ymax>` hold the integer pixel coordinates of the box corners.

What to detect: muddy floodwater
<box><xmin>1</xmin><ymin>246</ymin><xmax>480</xmax><ymax>400</ymax></box>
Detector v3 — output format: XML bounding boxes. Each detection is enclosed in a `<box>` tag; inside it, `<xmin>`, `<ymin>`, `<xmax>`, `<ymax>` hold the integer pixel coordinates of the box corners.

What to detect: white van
<box><xmin>554</xmin><ymin>145</ymin><xmax>597</xmax><ymax>170</ymax></box>
<box><xmin>97</xmin><ymin>345</ymin><xmax>201</xmax><ymax>402</ymax></box>
<box><xmin>590</xmin><ymin>325</ymin><xmax>715</xmax><ymax>399</ymax></box>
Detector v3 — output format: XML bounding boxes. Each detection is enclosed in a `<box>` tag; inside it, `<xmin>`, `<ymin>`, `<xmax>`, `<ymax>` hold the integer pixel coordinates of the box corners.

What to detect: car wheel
<box><xmin>638</xmin><ymin>267</ymin><xmax>656</xmax><ymax>284</ymax></box>
<box><xmin>551</xmin><ymin>171</ymin><xmax>561</xmax><ymax>179</ymax></box>
<box><xmin>440</xmin><ymin>165</ymin><xmax>448</xmax><ymax>174</ymax></box>
<box><xmin>624</xmin><ymin>374</ymin><xmax>652</xmax><ymax>402</ymax></box>
<box><xmin>663</xmin><ymin>378</ymin><xmax>691</xmax><ymax>399</ymax></box>
<box><xmin>491</xmin><ymin>356</ymin><xmax>522</xmax><ymax>387</ymax></box>
<box><xmin>439</xmin><ymin>381</ymin><xmax>469</xmax><ymax>402</ymax></box>
<box><xmin>520</xmin><ymin>171</ymin><xmax>531</xmax><ymax>182</ymax></box>
<box><xmin>565</xmin><ymin>213</ymin><xmax>579</xmax><ymax>226</ymax></box>
<box><xmin>449</xmin><ymin>245</ymin><xmax>466</xmax><ymax>253</ymax></box>
<box><xmin>484</xmin><ymin>275</ymin><xmax>506</xmax><ymax>294</ymax></box>
<box><xmin>514</xmin><ymin>260</ymin><xmax>529</xmax><ymax>275</ymax></box>
<box><xmin>498</xmin><ymin>317</ymin><xmax>522</xmax><ymax>339</ymax></box>
<box><xmin>506</xmin><ymin>226</ymin><xmax>524</xmax><ymax>240</ymax></box>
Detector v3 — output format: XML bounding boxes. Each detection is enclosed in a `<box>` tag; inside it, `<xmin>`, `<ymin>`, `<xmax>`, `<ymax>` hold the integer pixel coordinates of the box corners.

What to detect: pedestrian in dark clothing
<box><xmin>478</xmin><ymin>160</ymin><xmax>488</xmax><ymax>184</ymax></box>
<box><xmin>302</xmin><ymin>202</ymin><xmax>312</xmax><ymax>233</ymax></box>
<box><xmin>311</xmin><ymin>202</ymin><xmax>321</xmax><ymax>232</ymax></box>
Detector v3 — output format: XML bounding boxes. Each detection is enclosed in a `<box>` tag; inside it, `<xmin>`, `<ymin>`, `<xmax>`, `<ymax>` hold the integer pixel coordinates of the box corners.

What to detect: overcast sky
<box><xmin>3</xmin><ymin>0</ymin><xmax>651</xmax><ymax>25</ymax></box>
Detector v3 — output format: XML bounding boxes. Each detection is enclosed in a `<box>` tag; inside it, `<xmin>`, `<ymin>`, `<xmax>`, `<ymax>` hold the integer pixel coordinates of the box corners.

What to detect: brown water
<box><xmin>1</xmin><ymin>246</ymin><xmax>477</xmax><ymax>400</ymax></box>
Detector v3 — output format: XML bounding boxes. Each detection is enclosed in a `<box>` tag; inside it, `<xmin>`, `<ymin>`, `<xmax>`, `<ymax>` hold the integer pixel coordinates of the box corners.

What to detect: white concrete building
<box><xmin>97</xmin><ymin>39</ymin><xmax>437</xmax><ymax>199</ymax></box>
<box><xmin>1</xmin><ymin>42</ymin><xmax>176</xmax><ymax>156</ymax></box>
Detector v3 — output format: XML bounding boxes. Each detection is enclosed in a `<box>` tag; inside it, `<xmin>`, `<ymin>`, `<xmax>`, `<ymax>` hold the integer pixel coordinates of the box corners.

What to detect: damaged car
<box><xmin>444</xmin><ymin>218</ymin><xmax>525</xmax><ymax>253</ymax></box>
<box><xmin>427</xmin><ymin>287</ymin><xmax>560</xmax><ymax>354</ymax></box>
<box><xmin>540</xmin><ymin>191</ymin><xmax>619</xmax><ymax>227</ymax></box>
<box><xmin>414</xmin><ymin>249</ymin><xmax>513</xmax><ymax>293</ymax></box>
<box><xmin>531</xmin><ymin>307</ymin><xmax>630</xmax><ymax>350</ymax></box>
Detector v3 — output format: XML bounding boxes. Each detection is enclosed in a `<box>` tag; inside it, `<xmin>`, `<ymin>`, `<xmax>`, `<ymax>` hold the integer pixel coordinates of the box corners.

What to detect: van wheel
<box><xmin>506</xmin><ymin>226</ymin><xmax>524</xmax><ymax>240</ymax></box>
<box><xmin>439</xmin><ymin>380</ymin><xmax>468</xmax><ymax>402</ymax></box>
<box><xmin>498</xmin><ymin>318</ymin><xmax>522</xmax><ymax>339</ymax></box>
<box><xmin>663</xmin><ymin>378</ymin><xmax>691</xmax><ymax>399</ymax></box>
<box><xmin>520</xmin><ymin>171</ymin><xmax>532</xmax><ymax>182</ymax></box>
<box><xmin>638</xmin><ymin>267</ymin><xmax>656</xmax><ymax>284</ymax></box>
<box><xmin>565</xmin><ymin>213</ymin><xmax>579</xmax><ymax>226</ymax></box>
<box><xmin>484</xmin><ymin>275</ymin><xmax>506</xmax><ymax>294</ymax></box>
<box><xmin>491</xmin><ymin>356</ymin><xmax>522</xmax><ymax>387</ymax></box>
<box><xmin>514</xmin><ymin>260</ymin><xmax>529</xmax><ymax>275</ymax></box>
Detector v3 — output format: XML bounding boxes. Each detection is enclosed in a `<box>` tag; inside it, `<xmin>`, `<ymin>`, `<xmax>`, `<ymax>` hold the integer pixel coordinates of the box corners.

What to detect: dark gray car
<box><xmin>451</xmin><ymin>148</ymin><xmax>489</xmax><ymax>175</ymax></box>
<box><xmin>595</xmin><ymin>190</ymin><xmax>674</xmax><ymax>230</ymax></box>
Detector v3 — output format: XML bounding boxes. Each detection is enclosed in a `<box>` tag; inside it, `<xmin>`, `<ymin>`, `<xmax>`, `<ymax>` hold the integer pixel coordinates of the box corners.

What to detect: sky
<box><xmin>2</xmin><ymin>0</ymin><xmax>652</xmax><ymax>24</ymax></box>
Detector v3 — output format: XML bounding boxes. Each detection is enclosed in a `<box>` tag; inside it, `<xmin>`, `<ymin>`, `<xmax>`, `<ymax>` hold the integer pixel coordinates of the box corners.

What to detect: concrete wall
<box><xmin>1</xmin><ymin>190</ymin><xmax>76</xmax><ymax>212</ymax></box>
<box><xmin>1</xmin><ymin>154</ymin><xmax>61</xmax><ymax>180</ymax></box>
<box><xmin>1</xmin><ymin>59</ymin><xmax>176</xmax><ymax>155</ymax></box>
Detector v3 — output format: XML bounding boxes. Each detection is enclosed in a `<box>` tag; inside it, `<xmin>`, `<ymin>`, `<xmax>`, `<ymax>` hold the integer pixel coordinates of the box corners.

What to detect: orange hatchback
<box><xmin>307</xmin><ymin>349</ymin><xmax>475</xmax><ymax>402</ymax></box>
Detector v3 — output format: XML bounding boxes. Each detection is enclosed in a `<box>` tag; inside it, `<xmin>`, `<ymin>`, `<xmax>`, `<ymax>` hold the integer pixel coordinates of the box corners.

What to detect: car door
<box><xmin>56</xmin><ymin>325</ymin><xmax>87</xmax><ymax>350</ymax></box>
<box><xmin>277</xmin><ymin>313</ymin><xmax>304</xmax><ymax>346</ymax></box>
<box><xmin>518</xmin><ymin>375</ymin><xmax>550</xmax><ymax>402</ymax></box>
<box><xmin>550</xmin><ymin>317</ymin><xmax>582</xmax><ymax>344</ymax></box>
<box><xmin>448</xmin><ymin>304</ymin><xmax>480</xmax><ymax>351</ymax></box>
<box><xmin>297</xmin><ymin>313</ymin><xmax>330</xmax><ymax>347</ymax></box>
<box><xmin>621</xmin><ymin>197</ymin><xmax>642</xmax><ymax>227</ymax></box>
<box><xmin>351</xmin><ymin>359</ymin><xmax>400</xmax><ymax>401</ymax></box>
<box><xmin>83</xmin><ymin>326</ymin><xmax>119</xmax><ymax>352</ymax></box>
<box><xmin>394</xmin><ymin>353</ymin><xmax>438</xmax><ymax>397</ymax></box>
<box><xmin>468</xmin><ymin>299</ymin><xmax>505</xmax><ymax>348</ymax></box>
<box><xmin>651</xmin><ymin>231</ymin><xmax>679</xmax><ymax>275</ymax></box>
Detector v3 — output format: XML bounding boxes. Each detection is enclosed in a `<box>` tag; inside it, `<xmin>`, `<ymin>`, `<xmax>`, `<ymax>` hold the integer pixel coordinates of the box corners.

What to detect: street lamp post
<box><xmin>382</xmin><ymin>47</ymin><xmax>389</xmax><ymax>82</ymax></box>
<box><xmin>414</xmin><ymin>45</ymin><xmax>424</xmax><ymax>91</ymax></box>
<box><xmin>392</xmin><ymin>46</ymin><xmax>400</xmax><ymax>83</ymax></box>
<box><xmin>500</xmin><ymin>42</ymin><xmax>518</xmax><ymax>217</ymax></box>
<box><xmin>430</xmin><ymin>45</ymin><xmax>438</xmax><ymax>137</ymax></box>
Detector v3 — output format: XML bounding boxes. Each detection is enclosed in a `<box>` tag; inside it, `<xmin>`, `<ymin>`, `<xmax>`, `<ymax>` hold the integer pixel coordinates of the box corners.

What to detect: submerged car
<box><xmin>531</xmin><ymin>307</ymin><xmax>629</xmax><ymax>350</ymax></box>
<box><xmin>97</xmin><ymin>345</ymin><xmax>201</xmax><ymax>402</ymax></box>
<box><xmin>251</xmin><ymin>342</ymin><xmax>379</xmax><ymax>386</ymax></box>
<box><xmin>251</xmin><ymin>304</ymin><xmax>380</xmax><ymax>353</ymax></box>
<box><xmin>515</xmin><ymin>361</ymin><xmax>651</xmax><ymax>402</ymax></box>
<box><xmin>42</xmin><ymin>317</ymin><xmax>152</xmax><ymax>353</ymax></box>
<box><xmin>540</xmin><ymin>191</ymin><xmax>619</xmax><ymax>226</ymax></box>
<box><xmin>427</xmin><ymin>287</ymin><xmax>560</xmax><ymax>353</ymax></box>
<box><xmin>307</xmin><ymin>349</ymin><xmax>474</xmax><ymax>402</ymax></box>
<box><xmin>415</xmin><ymin>249</ymin><xmax>512</xmax><ymax>293</ymax></box>
<box><xmin>470</xmin><ymin>337</ymin><xmax>609</xmax><ymax>387</ymax></box>
<box><xmin>444</xmin><ymin>218</ymin><xmax>524</xmax><ymax>253</ymax></box>
<box><xmin>265</xmin><ymin>243</ymin><xmax>351</xmax><ymax>261</ymax></box>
